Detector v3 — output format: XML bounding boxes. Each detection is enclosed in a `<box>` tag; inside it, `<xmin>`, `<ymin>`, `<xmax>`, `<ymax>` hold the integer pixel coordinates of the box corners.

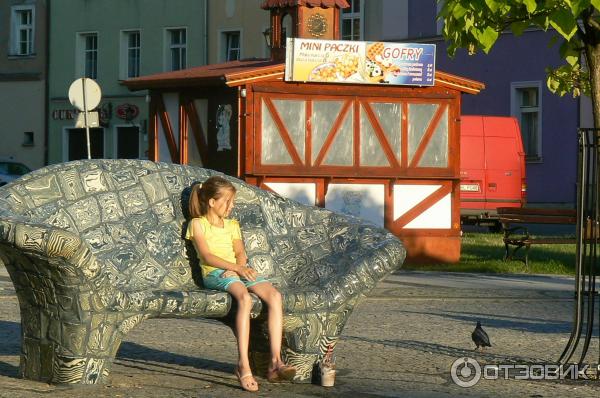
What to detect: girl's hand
<box><xmin>221</xmin><ymin>270</ymin><xmax>238</xmax><ymax>278</ymax></box>
<box><xmin>236</xmin><ymin>265</ymin><xmax>257</xmax><ymax>281</ymax></box>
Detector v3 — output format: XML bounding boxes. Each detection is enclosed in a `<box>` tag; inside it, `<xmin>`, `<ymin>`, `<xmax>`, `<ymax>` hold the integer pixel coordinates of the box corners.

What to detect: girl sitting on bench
<box><xmin>186</xmin><ymin>176</ymin><xmax>296</xmax><ymax>392</ymax></box>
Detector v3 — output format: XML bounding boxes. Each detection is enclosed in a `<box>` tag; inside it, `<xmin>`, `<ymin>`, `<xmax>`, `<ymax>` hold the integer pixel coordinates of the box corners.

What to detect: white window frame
<box><xmin>113</xmin><ymin>124</ymin><xmax>143</xmax><ymax>159</ymax></box>
<box><xmin>341</xmin><ymin>0</ymin><xmax>364</xmax><ymax>41</ymax></box>
<box><xmin>219</xmin><ymin>29</ymin><xmax>242</xmax><ymax>62</ymax></box>
<box><xmin>75</xmin><ymin>32</ymin><xmax>98</xmax><ymax>79</ymax></box>
<box><xmin>10</xmin><ymin>5</ymin><xmax>35</xmax><ymax>56</ymax></box>
<box><xmin>120</xmin><ymin>30</ymin><xmax>141</xmax><ymax>79</ymax></box>
<box><xmin>511</xmin><ymin>81</ymin><xmax>543</xmax><ymax>162</ymax></box>
<box><xmin>164</xmin><ymin>27</ymin><xmax>187</xmax><ymax>71</ymax></box>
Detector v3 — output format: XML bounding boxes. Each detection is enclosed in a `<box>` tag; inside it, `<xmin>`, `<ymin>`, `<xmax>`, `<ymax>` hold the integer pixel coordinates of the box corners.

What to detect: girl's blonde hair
<box><xmin>189</xmin><ymin>176</ymin><xmax>236</xmax><ymax>218</ymax></box>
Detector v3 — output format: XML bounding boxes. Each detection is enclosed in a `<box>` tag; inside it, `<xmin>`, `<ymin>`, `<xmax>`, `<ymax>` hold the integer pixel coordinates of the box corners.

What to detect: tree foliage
<box><xmin>438</xmin><ymin>0</ymin><xmax>600</xmax><ymax>99</ymax></box>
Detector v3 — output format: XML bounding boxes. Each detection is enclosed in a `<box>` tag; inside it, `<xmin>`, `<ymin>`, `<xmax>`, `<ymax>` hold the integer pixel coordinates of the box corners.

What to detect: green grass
<box><xmin>403</xmin><ymin>232</ymin><xmax>577</xmax><ymax>275</ymax></box>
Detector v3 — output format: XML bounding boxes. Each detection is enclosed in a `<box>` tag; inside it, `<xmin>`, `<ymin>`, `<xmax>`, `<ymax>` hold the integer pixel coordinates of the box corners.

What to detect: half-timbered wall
<box><xmin>149</xmin><ymin>90</ymin><xmax>237</xmax><ymax>175</ymax></box>
<box><xmin>251</xmin><ymin>177</ymin><xmax>459</xmax><ymax>232</ymax></box>
<box><xmin>160</xmin><ymin>93</ymin><xmax>181</xmax><ymax>162</ymax></box>
<box><xmin>245</xmin><ymin>85</ymin><xmax>462</xmax><ymax>262</ymax></box>
<box><xmin>251</xmin><ymin>92</ymin><xmax>457</xmax><ymax>178</ymax></box>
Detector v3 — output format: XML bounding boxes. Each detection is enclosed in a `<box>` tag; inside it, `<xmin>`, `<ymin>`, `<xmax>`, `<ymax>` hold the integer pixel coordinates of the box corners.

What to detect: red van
<box><xmin>460</xmin><ymin>115</ymin><xmax>527</xmax><ymax>228</ymax></box>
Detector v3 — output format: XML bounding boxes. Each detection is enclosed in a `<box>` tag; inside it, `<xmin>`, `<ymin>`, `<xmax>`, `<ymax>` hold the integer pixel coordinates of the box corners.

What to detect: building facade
<box><xmin>48</xmin><ymin>0</ymin><xmax>208</xmax><ymax>164</ymax></box>
<box><xmin>0</xmin><ymin>0</ymin><xmax>47</xmax><ymax>170</ymax></box>
<box><xmin>206</xmin><ymin>0</ymin><xmax>408</xmax><ymax>63</ymax></box>
<box><xmin>42</xmin><ymin>0</ymin><xmax>578</xmax><ymax>206</ymax></box>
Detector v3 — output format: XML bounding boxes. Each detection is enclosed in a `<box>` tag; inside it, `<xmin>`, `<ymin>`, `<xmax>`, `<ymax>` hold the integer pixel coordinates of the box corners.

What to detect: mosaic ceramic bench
<box><xmin>0</xmin><ymin>159</ymin><xmax>405</xmax><ymax>384</ymax></box>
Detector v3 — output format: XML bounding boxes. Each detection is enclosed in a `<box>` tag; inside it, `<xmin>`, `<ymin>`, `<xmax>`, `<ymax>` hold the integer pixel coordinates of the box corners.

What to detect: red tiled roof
<box><xmin>123</xmin><ymin>59</ymin><xmax>282</xmax><ymax>90</ymax></box>
<box><xmin>435</xmin><ymin>71</ymin><xmax>485</xmax><ymax>95</ymax></box>
<box><xmin>123</xmin><ymin>60</ymin><xmax>485</xmax><ymax>95</ymax></box>
<box><xmin>261</xmin><ymin>0</ymin><xmax>349</xmax><ymax>9</ymax></box>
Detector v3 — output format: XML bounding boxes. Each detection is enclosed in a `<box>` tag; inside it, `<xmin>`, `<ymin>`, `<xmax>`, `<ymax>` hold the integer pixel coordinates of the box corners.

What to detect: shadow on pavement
<box><xmin>0</xmin><ymin>320</ymin><xmax>20</xmax><ymax>378</ymax></box>
<box><xmin>0</xmin><ymin>361</ymin><xmax>19</xmax><ymax>378</ymax></box>
<box><xmin>116</xmin><ymin>342</ymin><xmax>239</xmax><ymax>388</ymax></box>
<box><xmin>344</xmin><ymin>335</ymin><xmax>542</xmax><ymax>364</ymax></box>
<box><xmin>115</xmin><ymin>342</ymin><xmax>237</xmax><ymax>388</ymax></box>
<box><xmin>117</xmin><ymin>341</ymin><xmax>232</xmax><ymax>374</ymax></box>
<box><xmin>0</xmin><ymin>321</ymin><xmax>20</xmax><ymax>355</ymax></box>
<box><xmin>394</xmin><ymin>310</ymin><xmax>573</xmax><ymax>334</ymax></box>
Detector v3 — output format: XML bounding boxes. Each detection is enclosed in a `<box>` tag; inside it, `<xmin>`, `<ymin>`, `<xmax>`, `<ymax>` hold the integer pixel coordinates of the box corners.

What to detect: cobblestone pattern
<box><xmin>0</xmin><ymin>159</ymin><xmax>405</xmax><ymax>385</ymax></box>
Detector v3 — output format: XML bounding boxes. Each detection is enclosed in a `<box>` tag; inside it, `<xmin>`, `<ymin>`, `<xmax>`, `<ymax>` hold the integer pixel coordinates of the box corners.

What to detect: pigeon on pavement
<box><xmin>472</xmin><ymin>321</ymin><xmax>491</xmax><ymax>351</ymax></box>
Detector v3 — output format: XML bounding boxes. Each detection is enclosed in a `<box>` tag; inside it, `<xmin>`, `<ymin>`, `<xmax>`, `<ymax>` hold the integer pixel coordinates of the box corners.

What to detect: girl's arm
<box><xmin>230</xmin><ymin>238</ymin><xmax>256</xmax><ymax>280</ymax></box>
<box><xmin>233</xmin><ymin>239</ymin><xmax>248</xmax><ymax>267</ymax></box>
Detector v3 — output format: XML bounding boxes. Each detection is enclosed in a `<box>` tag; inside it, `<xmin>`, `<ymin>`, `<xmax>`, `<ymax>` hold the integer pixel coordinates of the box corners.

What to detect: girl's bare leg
<box><xmin>248</xmin><ymin>282</ymin><xmax>285</xmax><ymax>369</ymax></box>
<box><xmin>227</xmin><ymin>282</ymin><xmax>254</xmax><ymax>375</ymax></box>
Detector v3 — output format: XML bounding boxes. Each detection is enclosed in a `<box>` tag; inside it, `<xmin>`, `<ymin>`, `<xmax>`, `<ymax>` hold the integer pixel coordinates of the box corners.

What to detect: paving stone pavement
<box><xmin>0</xmin><ymin>265</ymin><xmax>599</xmax><ymax>397</ymax></box>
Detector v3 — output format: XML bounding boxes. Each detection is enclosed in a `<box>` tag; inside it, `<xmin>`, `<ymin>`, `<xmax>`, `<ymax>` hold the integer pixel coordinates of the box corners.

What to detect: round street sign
<box><xmin>68</xmin><ymin>78</ymin><xmax>102</xmax><ymax>112</ymax></box>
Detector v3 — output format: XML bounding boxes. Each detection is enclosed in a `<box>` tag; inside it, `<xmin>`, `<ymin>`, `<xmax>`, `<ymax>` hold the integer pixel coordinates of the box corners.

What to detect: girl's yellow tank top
<box><xmin>185</xmin><ymin>216</ymin><xmax>242</xmax><ymax>277</ymax></box>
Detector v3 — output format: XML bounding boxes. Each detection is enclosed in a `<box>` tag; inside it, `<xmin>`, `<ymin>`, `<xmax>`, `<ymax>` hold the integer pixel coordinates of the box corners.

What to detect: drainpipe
<box><xmin>43</xmin><ymin>0</ymin><xmax>51</xmax><ymax>166</ymax></box>
<box><xmin>204</xmin><ymin>0</ymin><xmax>209</xmax><ymax>64</ymax></box>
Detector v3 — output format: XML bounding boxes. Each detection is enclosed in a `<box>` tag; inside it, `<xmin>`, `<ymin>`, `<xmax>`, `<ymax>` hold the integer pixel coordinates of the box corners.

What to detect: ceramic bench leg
<box><xmin>17</xmin><ymin>297</ymin><xmax>145</xmax><ymax>384</ymax></box>
<box><xmin>3</xmin><ymin>246</ymin><xmax>148</xmax><ymax>384</ymax></box>
<box><xmin>18</xmin><ymin>309</ymin><xmax>127</xmax><ymax>384</ymax></box>
<box><xmin>283</xmin><ymin>330</ymin><xmax>340</xmax><ymax>383</ymax></box>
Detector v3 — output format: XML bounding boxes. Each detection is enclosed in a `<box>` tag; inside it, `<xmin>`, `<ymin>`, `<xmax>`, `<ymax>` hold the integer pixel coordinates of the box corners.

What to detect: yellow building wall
<box><xmin>208</xmin><ymin>0</ymin><xmax>270</xmax><ymax>63</ymax></box>
<box><xmin>0</xmin><ymin>81</ymin><xmax>46</xmax><ymax>169</ymax></box>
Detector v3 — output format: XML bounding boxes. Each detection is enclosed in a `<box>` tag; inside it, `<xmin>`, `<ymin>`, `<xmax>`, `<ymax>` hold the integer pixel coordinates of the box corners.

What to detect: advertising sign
<box><xmin>285</xmin><ymin>38</ymin><xmax>435</xmax><ymax>86</ymax></box>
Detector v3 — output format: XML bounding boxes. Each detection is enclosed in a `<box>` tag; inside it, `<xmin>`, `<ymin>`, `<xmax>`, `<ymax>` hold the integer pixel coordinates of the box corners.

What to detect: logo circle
<box><xmin>451</xmin><ymin>357</ymin><xmax>482</xmax><ymax>388</ymax></box>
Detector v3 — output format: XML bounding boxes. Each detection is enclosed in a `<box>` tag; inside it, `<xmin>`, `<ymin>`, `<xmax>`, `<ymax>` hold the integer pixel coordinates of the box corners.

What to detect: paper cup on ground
<box><xmin>320</xmin><ymin>365</ymin><xmax>336</xmax><ymax>387</ymax></box>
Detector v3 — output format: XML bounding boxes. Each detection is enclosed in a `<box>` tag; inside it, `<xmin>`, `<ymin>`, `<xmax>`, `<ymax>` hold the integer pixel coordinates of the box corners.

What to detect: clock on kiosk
<box><xmin>307</xmin><ymin>12</ymin><xmax>328</xmax><ymax>38</ymax></box>
<box><xmin>301</xmin><ymin>8</ymin><xmax>335</xmax><ymax>40</ymax></box>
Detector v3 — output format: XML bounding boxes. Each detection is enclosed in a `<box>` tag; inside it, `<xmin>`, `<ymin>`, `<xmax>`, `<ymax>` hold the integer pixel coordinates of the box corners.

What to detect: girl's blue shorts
<box><xmin>203</xmin><ymin>269</ymin><xmax>269</xmax><ymax>292</ymax></box>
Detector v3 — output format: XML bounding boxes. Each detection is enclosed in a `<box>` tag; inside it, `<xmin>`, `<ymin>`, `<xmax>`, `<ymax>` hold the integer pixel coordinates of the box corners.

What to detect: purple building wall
<box><xmin>432</xmin><ymin>33</ymin><xmax>578</xmax><ymax>205</ymax></box>
<box><xmin>407</xmin><ymin>0</ymin><xmax>438</xmax><ymax>38</ymax></box>
<box><xmin>396</xmin><ymin>2</ymin><xmax>579</xmax><ymax>206</ymax></box>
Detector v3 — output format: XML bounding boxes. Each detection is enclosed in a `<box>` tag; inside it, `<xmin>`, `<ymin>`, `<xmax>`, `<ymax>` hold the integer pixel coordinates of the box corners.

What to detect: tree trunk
<box><xmin>584</xmin><ymin>41</ymin><xmax>600</xmax><ymax>228</ymax></box>
<box><xmin>585</xmin><ymin>44</ymin><xmax>600</xmax><ymax>128</ymax></box>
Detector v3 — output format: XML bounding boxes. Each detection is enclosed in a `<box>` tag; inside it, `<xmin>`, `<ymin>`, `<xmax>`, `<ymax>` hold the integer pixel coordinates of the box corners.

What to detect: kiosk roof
<box><xmin>123</xmin><ymin>59</ymin><xmax>485</xmax><ymax>94</ymax></box>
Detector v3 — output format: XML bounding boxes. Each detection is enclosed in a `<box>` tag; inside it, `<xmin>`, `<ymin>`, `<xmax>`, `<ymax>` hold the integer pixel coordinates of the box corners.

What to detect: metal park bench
<box><xmin>497</xmin><ymin>207</ymin><xmax>577</xmax><ymax>268</ymax></box>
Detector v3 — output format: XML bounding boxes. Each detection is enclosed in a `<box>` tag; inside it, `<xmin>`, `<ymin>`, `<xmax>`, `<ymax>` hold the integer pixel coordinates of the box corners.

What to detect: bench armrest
<box><xmin>324</xmin><ymin>236</ymin><xmax>405</xmax><ymax>308</ymax></box>
<box><xmin>0</xmin><ymin>217</ymin><xmax>102</xmax><ymax>282</ymax></box>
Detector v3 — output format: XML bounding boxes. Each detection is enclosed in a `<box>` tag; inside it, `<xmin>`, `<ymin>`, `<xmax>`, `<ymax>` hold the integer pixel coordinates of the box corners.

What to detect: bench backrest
<box><xmin>497</xmin><ymin>207</ymin><xmax>576</xmax><ymax>225</ymax></box>
<box><xmin>0</xmin><ymin>159</ymin><xmax>372</xmax><ymax>292</ymax></box>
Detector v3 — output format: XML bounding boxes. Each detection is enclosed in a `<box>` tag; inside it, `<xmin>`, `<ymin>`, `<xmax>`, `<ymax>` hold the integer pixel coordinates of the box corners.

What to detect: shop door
<box><xmin>67</xmin><ymin>128</ymin><xmax>104</xmax><ymax>160</ymax></box>
<box><xmin>116</xmin><ymin>126</ymin><xmax>141</xmax><ymax>159</ymax></box>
